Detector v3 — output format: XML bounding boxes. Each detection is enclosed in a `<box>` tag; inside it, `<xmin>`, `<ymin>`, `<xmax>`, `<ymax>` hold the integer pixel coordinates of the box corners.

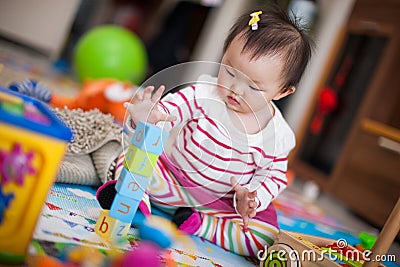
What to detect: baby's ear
<box><xmin>273</xmin><ymin>86</ymin><xmax>296</xmax><ymax>100</ymax></box>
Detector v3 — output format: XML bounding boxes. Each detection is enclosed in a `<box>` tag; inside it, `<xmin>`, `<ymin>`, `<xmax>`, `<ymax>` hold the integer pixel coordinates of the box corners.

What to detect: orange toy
<box><xmin>50</xmin><ymin>78</ymin><xmax>137</xmax><ymax>123</ymax></box>
<box><xmin>24</xmin><ymin>79</ymin><xmax>137</xmax><ymax>122</ymax></box>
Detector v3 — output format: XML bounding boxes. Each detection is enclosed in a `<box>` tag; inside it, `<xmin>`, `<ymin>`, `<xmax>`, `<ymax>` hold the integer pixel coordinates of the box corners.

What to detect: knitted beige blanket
<box><xmin>54</xmin><ymin>108</ymin><xmax>122</xmax><ymax>186</ymax></box>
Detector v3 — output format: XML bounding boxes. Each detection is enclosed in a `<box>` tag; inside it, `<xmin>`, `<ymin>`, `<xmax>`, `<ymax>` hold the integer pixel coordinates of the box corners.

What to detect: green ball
<box><xmin>74</xmin><ymin>25</ymin><xmax>147</xmax><ymax>84</ymax></box>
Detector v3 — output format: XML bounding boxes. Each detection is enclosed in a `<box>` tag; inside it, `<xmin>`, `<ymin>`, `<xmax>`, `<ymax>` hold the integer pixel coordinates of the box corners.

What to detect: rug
<box><xmin>32</xmin><ymin>183</ymin><xmax>257</xmax><ymax>267</ymax></box>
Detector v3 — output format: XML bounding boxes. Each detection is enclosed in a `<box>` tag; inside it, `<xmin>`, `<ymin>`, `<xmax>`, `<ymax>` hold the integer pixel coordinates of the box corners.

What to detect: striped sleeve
<box><xmin>251</xmin><ymin>153</ymin><xmax>290</xmax><ymax>212</ymax></box>
<box><xmin>156</xmin><ymin>85</ymin><xmax>197</xmax><ymax>131</ymax></box>
<box><xmin>248</xmin><ymin>115</ymin><xmax>296</xmax><ymax>212</ymax></box>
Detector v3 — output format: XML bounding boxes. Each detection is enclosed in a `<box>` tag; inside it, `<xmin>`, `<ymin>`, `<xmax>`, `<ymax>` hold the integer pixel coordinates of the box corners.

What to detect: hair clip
<box><xmin>249</xmin><ymin>11</ymin><xmax>262</xmax><ymax>30</ymax></box>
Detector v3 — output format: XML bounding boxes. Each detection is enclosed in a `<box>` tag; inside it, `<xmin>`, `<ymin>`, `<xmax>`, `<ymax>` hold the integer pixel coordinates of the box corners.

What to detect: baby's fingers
<box><xmin>230</xmin><ymin>176</ymin><xmax>239</xmax><ymax>191</ymax></box>
<box><xmin>248</xmin><ymin>190</ymin><xmax>257</xmax><ymax>199</ymax></box>
<box><xmin>242</xmin><ymin>215</ymin><xmax>249</xmax><ymax>230</ymax></box>
<box><xmin>248</xmin><ymin>203</ymin><xmax>257</xmax><ymax>218</ymax></box>
<box><xmin>249</xmin><ymin>199</ymin><xmax>256</xmax><ymax>209</ymax></box>
<box><xmin>132</xmin><ymin>88</ymin><xmax>143</xmax><ymax>102</ymax></box>
<box><xmin>156</xmin><ymin>112</ymin><xmax>177</xmax><ymax>123</ymax></box>
<box><xmin>123</xmin><ymin>102</ymin><xmax>134</xmax><ymax>112</ymax></box>
<box><xmin>143</xmin><ymin>86</ymin><xmax>154</xmax><ymax>100</ymax></box>
<box><xmin>151</xmin><ymin>85</ymin><xmax>165</xmax><ymax>102</ymax></box>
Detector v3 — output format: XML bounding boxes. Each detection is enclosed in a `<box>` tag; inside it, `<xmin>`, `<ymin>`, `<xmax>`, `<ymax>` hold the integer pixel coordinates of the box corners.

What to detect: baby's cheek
<box><xmin>216</xmin><ymin>85</ymin><xmax>227</xmax><ymax>98</ymax></box>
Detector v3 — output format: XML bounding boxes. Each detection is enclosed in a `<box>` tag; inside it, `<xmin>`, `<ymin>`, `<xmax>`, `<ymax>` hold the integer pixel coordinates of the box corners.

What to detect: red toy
<box><xmin>51</xmin><ymin>79</ymin><xmax>137</xmax><ymax>123</ymax></box>
<box><xmin>310</xmin><ymin>86</ymin><xmax>338</xmax><ymax>134</ymax></box>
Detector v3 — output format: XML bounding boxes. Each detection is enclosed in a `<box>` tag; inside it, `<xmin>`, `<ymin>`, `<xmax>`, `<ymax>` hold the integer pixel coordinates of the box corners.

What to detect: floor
<box><xmin>0</xmin><ymin>38</ymin><xmax>80</xmax><ymax>96</ymax></box>
<box><xmin>1</xmin><ymin>37</ymin><xmax>399</xmax><ymax>265</ymax></box>
<box><xmin>287</xmin><ymin>178</ymin><xmax>400</xmax><ymax>264</ymax></box>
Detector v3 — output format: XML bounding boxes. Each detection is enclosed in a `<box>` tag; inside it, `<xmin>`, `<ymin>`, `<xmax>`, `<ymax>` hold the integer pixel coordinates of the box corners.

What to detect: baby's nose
<box><xmin>231</xmin><ymin>84</ymin><xmax>244</xmax><ymax>95</ymax></box>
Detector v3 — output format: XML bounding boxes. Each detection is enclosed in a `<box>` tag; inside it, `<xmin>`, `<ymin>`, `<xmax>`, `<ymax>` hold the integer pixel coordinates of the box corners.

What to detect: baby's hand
<box><xmin>124</xmin><ymin>85</ymin><xmax>176</xmax><ymax>126</ymax></box>
<box><xmin>230</xmin><ymin>177</ymin><xmax>257</xmax><ymax>229</ymax></box>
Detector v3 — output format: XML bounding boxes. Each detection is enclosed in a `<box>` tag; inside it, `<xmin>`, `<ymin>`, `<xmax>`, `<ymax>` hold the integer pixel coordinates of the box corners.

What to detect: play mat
<box><xmin>29</xmin><ymin>182</ymin><xmax>400</xmax><ymax>267</ymax></box>
<box><xmin>31</xmin><ymin>183</ymin><xmax>257</xmax><ymax>267</ymax></box>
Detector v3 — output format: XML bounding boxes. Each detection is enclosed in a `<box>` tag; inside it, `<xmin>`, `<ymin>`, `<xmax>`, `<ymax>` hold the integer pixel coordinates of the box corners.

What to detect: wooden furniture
<box><xmin>291</xmin><ymin>0</ymin><xmax>400</xmax><ymax>237</ymax></box>
<box><xmin>364</xmin><ymin>198</ymin><xmax>400</xmax><ymax>266</ymax></box>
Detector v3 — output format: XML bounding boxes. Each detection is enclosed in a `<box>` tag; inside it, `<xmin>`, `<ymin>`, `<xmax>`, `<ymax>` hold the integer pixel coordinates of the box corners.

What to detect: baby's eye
<box><xmin>249</xmin><ymin>85</ymin><xmax>263</xmax><ymax>91</ymax></box>
<box><xmin>225</xmin><ymin>67</ymin><xmax>235</xmax><ymax>77</ymax></box>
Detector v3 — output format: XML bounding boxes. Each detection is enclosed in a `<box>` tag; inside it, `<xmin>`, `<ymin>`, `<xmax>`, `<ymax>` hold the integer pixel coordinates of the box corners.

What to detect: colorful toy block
<box><xmin>115</xmin><ymin>167</ymin><xmax>149</xmax><ymax>199</ymax></box>
<box><xmin>131</xmin><ymin>121</ymin><xmax>169</xmax><ymax>155</ymax></box>
<box><xmin>109</xmin><ymin>192</ymin><xmax>140</xmax><ymax>223</ymax></box>
<box><xmin>95</xmin><ymin>121</ymin><xmax>169</xmax><ymax>243</ymax></box>
<box><xmin>94</xmin><ymin>209</ymin><xmax>130</xmax><ymax>242</ymax></box>
<box><xmin>123</xmin><ymin>145</ymin><xmax>159</xmax><ymax>177</ymax></box>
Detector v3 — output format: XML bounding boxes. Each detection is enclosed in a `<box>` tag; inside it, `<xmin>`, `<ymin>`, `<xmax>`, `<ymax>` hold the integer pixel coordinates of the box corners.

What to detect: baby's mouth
<box><xmin>227</xmin><ymin>95</ymin><xmax>240</xmax><ymax>105</ymax></box>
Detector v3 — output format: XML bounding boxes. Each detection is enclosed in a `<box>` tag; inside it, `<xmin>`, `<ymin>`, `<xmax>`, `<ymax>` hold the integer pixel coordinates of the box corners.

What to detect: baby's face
<box><xmin>217</xmin><ymin>35</ymin><xmax>293</xmax><ymax>115</ymax></box>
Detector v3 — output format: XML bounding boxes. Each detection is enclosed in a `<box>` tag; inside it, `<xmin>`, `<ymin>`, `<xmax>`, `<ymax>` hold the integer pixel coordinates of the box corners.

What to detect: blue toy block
<box><xmin>124</xmin><ymin>145</ymin><xmax>159</xmax><ymax>177</ymax></box>
<box><xmin>109</xmin><ymin>192</ymin><xmax>140</xmax><ymax>223</ymax></box>
<box><xmin>115</xmin><ymin>167</ymin><xmax>149</xmax><ymax>200</ymax></box>
<box><xmin>131</xmin><ymin>121</ymin><xmax>169</xmax><ymax>156</ymax></box>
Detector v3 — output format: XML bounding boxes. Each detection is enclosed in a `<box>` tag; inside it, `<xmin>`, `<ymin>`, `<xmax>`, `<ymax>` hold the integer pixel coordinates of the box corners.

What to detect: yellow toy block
<box><xmin>94</xmin><ymin>209</ymin><xmax>130</xmax><ymax>242</ymax></box>
<box><xmin>123</xmin><ymin>144</ymin><xmax>159</xmax><ymax>177</ymax></box>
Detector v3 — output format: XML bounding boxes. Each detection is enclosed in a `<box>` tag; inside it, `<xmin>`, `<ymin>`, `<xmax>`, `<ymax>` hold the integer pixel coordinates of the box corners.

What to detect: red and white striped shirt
<box><xmin>155</xmin><ymin>76</ymin><xmax>295</xmax><ymax>212</ymax></box>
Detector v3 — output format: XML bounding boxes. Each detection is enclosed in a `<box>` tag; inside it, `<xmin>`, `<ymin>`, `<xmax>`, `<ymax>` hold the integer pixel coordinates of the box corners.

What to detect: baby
<box><xmin>98</xmin><ymin>4</ymin><xmax>313</xmax><ymax>257</ymax></box>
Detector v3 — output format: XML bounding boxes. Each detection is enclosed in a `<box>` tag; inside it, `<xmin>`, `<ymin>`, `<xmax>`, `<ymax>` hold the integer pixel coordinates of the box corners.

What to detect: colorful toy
<box><xmin>9</xmin><ymin>78</ymin><xmax>136</xmax><ymax>123</ymax></box>
<box><xmin>310</xmin><ymin>55</ymin><xmax>353</xmax><ymax>135</ymax></box>
<box><xmin>137</xmin><ymin>221</ymin><xmax>172</xmax><ymax>249</ymax></box>
<box><xmin>31</xmin><ymin>255</ymin><xmax>75</xmax><ymax>267</ymax></box>
<box><xmin>121</xmin><ymin>241</ymin><xmax>162</xmax><ymax>267</ymax></box>
<box><xmin>73</xmin><ymin>25</ymin><xmax>148</xmax><ymax>85</ymax></box>
<box><xmin>0</xmin><ymin>87</ymin><xmax>72</xmax><ymax>264</ymax></box>
<box><xmin>358</xmin><ymin>232</ymin><xmax>377</xmax><ymax>251</ymax></box>
<box><xmin>95</xmin><ymin>121</ymin><xmax>169</xmax><ymax>244</ymax></box>
<box><xmin>28</xmin><ymin>240</ymin><xmax>180</xmax><ymax>267</ymax></box>
<box><xmin>261</xmin><ymin>231</ymin><xmax>360</xmax><ymax>267</ymax></box>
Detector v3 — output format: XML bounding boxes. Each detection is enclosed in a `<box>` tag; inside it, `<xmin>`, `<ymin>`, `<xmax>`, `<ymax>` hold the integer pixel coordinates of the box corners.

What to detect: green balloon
<box><xmin>74</xmin><ymin>25</ymin><xmax>147</xmax><ymax>84</ymax></box>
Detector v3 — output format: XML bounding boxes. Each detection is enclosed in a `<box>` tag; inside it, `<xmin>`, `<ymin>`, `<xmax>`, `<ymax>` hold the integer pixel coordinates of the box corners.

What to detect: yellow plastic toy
<box><xmin>0</xmin><ymin>87</ymin><xmax>72</xmax><ymax>264</ymax></box>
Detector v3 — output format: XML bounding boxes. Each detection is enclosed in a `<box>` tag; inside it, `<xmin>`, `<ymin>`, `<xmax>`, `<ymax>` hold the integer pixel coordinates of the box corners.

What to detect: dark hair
<box><xmin>223</xmin><ymin>4</ymin><xmax>313</xmax><ymax>92</ymax></box>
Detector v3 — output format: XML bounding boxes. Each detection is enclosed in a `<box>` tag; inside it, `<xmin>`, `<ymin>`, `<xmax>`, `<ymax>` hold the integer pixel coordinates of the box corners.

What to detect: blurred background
<box><xmin>0</xmin><ymin>0</ymin><xmax>399</xmax><ymax>248</ymax></box>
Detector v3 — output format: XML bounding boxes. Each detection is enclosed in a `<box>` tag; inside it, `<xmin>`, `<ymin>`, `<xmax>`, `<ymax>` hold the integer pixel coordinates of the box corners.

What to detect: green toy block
<box><xmin>123</xmin><ymin>144</ymin><xmax>159</xmax><ymax>177</ymax></box>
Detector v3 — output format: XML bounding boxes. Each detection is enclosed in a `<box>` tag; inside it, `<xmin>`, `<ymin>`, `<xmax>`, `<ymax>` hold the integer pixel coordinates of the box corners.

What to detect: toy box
<box><xmin>0</xmin><ymin>87</ymin><xmax>72</xmax><ymax>264</ymax></box>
